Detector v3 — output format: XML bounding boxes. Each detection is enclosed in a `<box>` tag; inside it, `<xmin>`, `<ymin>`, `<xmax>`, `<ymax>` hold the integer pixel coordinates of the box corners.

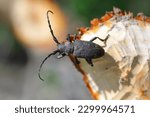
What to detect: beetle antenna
<box><xmin>38</xmin><ymin>50</ymin><xmax>59</xmax><ymax>81</ymax></box>
<box><xmin>47</xmin><ymin>10</ymin><xmax>60</xmax><ymax>44</ymax></box>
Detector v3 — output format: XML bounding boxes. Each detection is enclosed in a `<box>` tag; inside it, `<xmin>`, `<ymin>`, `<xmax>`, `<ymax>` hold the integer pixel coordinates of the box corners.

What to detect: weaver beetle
<box><xmin>38</xmin><ymin>10</ymin><xmax>110</xmax><ymax>81</ymax></box>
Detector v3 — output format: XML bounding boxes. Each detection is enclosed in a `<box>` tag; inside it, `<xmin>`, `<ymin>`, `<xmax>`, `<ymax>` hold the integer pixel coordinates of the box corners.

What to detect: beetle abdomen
<box><xmin>73</xmin><ymin>40</ymin><xmax>104</xmax><ymax>58</ymax></box>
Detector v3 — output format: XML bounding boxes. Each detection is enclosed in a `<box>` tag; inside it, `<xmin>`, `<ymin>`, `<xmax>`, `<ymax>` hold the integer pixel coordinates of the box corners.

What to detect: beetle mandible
<box><xmin>38</xmin><ymin>10</ymin><xmax>110</xmax><ymax>81</ymax></box>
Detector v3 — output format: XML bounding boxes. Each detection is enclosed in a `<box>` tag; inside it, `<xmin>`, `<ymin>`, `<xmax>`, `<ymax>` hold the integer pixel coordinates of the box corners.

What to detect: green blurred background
<box><xmin>0</xmin><ymin>0</ymin><xmax>150</xmax><ymax>99</ymax></box>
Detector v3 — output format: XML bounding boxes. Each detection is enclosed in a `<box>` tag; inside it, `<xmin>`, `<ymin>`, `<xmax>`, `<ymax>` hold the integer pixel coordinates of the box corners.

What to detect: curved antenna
<box><xmin>38</xmin><ymin>50</ymin><xmax>59</xmax><ymax>81</ymax></box>
<box><xmin>47</xmin><ymin>10</ymin><xmax>60</xmax><ymax>44</ymax></box>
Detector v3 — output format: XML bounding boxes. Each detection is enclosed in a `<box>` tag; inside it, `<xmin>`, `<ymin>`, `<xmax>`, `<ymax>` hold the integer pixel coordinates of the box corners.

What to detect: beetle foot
<box><xmin>85</xmin><ymin>58</ymin><xmax>94</xmax><ymax>67</ymax></box>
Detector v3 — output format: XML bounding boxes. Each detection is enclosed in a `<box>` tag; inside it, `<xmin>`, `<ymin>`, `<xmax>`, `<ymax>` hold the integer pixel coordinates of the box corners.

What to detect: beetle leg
<box><xmin>101</xmin><ymin>34</ymin><xmax>110</xmax><ymax>47</ymax></box>
<box><xmin>90</xmin><ymin>34</ymin><xmax>110</xmax><ymax>47</ymax></box>
<box><xmin>85</xmin><ymin>58</ymin><xmax>93</xmax><ymax>66</ymax></box>
<box><xmin>75</xmin><ymin>57</ymin><xmax>80</xmax><ymax>64</ymax></box>
<box><xmin>74</xmin><ymin>34</ymin><xmax>77</xmax><ymax>39</ymax></box>
<box><xmin>90</xmin><ymin>37</ymin><xmax>98</xmax><ymax>42</ymax></box>
<box><xmin>66</xmin><ymin>34</ymin><xmax>71</xmax><ymax>42</ymax></box>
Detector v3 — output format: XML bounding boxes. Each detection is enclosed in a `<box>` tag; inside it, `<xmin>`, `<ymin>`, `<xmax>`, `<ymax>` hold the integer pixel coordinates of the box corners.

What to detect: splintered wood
<box><xmin>71</xmin><ymin>7</ymin><xmax>150</xmax><ymax>100</ymax></box>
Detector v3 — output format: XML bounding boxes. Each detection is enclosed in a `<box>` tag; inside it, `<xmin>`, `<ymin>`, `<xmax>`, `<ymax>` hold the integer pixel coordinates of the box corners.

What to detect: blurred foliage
<box><xmin>46</xmin><ymin>69</ymin><xmax>60</xmax><ymax>87</ymax></box>
<box><xmin>0</xmin><ymin>23</ymin><xmax>28</xmax><ymax>66</ymax></box>
<box><xmin>57</xmin><ymin>0</ymin><xmax>150</xmax><ymax>25</ymax></box>
<box><xmin>0</xmin><ymin>24</ymin><xmax>13</xmax><ymax>60</ymax></box>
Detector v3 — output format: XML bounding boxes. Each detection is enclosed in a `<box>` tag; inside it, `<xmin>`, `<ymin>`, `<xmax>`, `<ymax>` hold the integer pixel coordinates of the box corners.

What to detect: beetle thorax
<box><xmin>58</xmin><ymin>41</ymin><xmax>74</xmax><ymax>54</ymax></box>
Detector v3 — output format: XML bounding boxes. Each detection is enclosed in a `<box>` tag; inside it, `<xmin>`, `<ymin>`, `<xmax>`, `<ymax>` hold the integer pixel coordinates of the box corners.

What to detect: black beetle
<box><xmin>38</xmin><ymin>10</ymin><xmax>110</xmax><ymax>81</ymax></box>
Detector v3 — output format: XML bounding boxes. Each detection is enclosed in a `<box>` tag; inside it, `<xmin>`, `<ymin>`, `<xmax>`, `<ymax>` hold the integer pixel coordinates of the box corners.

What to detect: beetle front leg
<box><xmin>85</xmin><ymin>58</ymin><xmax>93</xmax><ymax>66</ymax></box>
<box><xmin>74</xmin><ymin>57</ymin><xmax>80</xmax><ymax>64</ymax></box>
<box><xmin>66</xmin><ymin>34</ymin><xmax>71</xmax><ymax>42</ymax></box>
